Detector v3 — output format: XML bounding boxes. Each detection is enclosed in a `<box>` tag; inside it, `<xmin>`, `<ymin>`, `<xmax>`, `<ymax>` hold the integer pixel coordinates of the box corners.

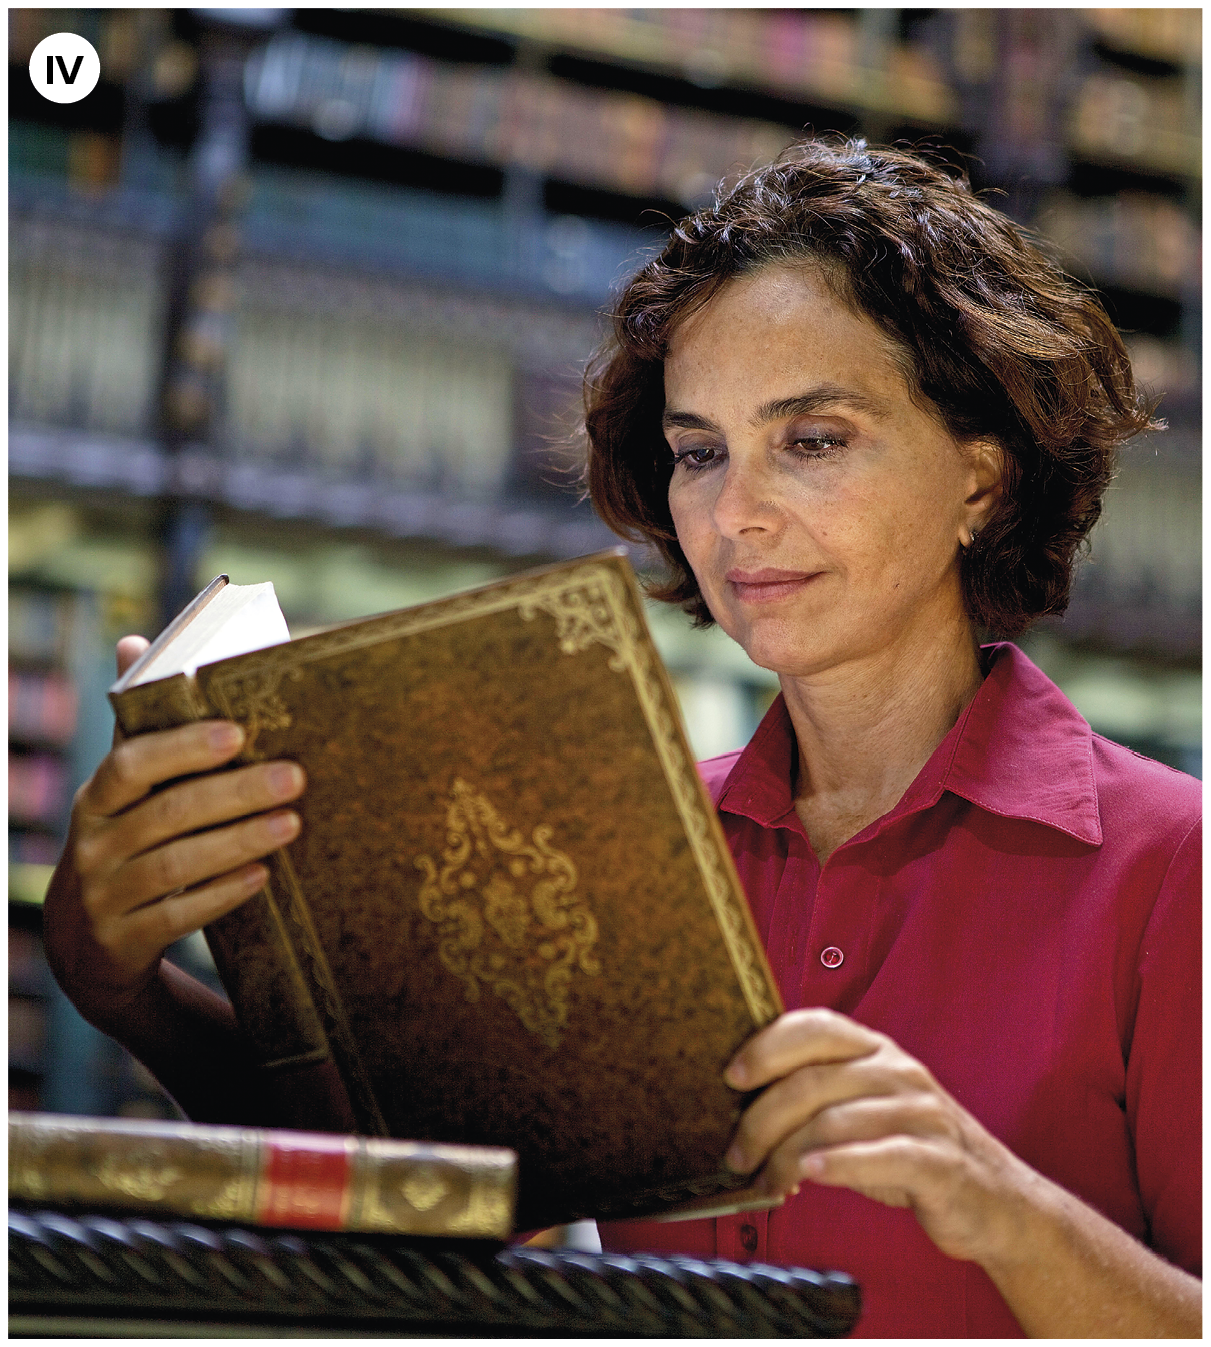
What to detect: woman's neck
<box><xmin>780</xmin><ymin>623</ymin><xmax>986</xmax><ymax>863</ymax></box>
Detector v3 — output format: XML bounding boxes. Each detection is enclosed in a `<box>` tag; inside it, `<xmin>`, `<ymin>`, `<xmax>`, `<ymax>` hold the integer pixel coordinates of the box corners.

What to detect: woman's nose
<box><xmin>711</xmin><ymin>457</ymin><xmax>781</xmax><ymax>538</ymax></box>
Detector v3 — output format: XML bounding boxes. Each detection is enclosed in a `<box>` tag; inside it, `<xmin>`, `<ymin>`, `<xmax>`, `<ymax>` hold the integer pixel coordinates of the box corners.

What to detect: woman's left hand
<box><xmin>721</xmin><ymin>1007</ymin><xmax>1201</xmax><ymax>1336</ymax></box>
<box><xmin>723</xmin><ymin>1007</ymin><xmax>1030</xmax><ymax>1265</ymax></box>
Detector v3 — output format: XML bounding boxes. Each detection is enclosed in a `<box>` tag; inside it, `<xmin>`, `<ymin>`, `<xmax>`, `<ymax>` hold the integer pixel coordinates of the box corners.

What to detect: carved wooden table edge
<box><xmin>9</xmin><ymin>1208</ymin><xmax>861</xmax><ymax>1338</ymax></box>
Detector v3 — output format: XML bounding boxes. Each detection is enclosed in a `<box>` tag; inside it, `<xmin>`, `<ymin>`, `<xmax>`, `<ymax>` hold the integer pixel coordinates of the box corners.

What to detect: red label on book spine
<box><xmin>257</xmin><ymin>1134</ymin><xmax>353</xmax><ymax>1229</ymax></box>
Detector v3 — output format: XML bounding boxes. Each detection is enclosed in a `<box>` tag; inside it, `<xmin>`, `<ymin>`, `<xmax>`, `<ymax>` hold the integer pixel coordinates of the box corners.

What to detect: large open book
<box><xmin>110</xmin><ymin>551</ymin><xmax>783</xmax><ymax>1230</ymax></box>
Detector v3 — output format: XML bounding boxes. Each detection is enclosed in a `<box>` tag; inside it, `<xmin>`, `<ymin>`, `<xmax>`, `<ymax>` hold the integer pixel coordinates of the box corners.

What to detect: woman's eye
<box><xmin>790</xmin><ymin>435</ymin><xmax>847</xmax><ymax>457</ymax></box>
<box><xmin>672</xmin><ymin>444</ymin><xmax>724</xmax><ymax>471</ymax></box>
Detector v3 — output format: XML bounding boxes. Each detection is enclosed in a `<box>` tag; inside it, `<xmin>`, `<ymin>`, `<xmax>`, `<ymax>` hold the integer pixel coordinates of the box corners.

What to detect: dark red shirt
<box><xmin>601</xmin><ymin>644</ymin><xmax>1201</xmax><ymax>1337</ymax></box>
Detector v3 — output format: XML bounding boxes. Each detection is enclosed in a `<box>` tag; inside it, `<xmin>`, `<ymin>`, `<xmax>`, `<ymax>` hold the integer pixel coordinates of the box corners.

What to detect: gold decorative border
<box><xmin>203</xmin><ymin>554</ymin><xmax>779</xmax><ymax>1067</ymax></box>
<box><xmin>538</xmin><ymin>563</ymin><xmax>781</xmax><ymax>1027</ymax></box>
<box><xmin>204</xmin><ymin>561</ymin><xmax>644</xmax><ymax>754</ymax></box>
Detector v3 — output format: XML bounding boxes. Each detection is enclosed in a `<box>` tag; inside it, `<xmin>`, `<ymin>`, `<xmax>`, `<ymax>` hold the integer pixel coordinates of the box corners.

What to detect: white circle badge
<box><xmin>29</xmin><ymin>33</ymin><xmax>101</xmax><ymax>105</ymax></box>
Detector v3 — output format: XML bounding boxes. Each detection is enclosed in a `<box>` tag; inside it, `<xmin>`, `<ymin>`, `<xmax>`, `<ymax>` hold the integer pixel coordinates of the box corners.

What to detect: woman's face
<box><xmin>664</xmin><ymin>263</ymin><xmax>998</xmax><ymax>678</ymax></box>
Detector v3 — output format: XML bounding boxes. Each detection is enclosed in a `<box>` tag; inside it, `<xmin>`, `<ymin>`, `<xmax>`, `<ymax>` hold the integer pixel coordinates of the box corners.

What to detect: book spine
<box><xmin>109</xmin><ymin>670</ymin><xmax>339</xmax><ymax>1106</ymax></box>
<box><xmin>195</xmin><ymin>662</ymin><xmax>389</xmax><ymax>1137</ymax></box>
<box><xmin>8</xmin><ymin>1112</ymin><xmax>517</xmax><ymax>1237</ymax></box>
<box><xmin>202</xmin><ymin>880</ymin><xmax>337</xmax><ymax>1080</ymax></box>
<box><xmin>109</xmin><ymin>671</ymin><xmax>213</xmax><ymax>736</ymax></box>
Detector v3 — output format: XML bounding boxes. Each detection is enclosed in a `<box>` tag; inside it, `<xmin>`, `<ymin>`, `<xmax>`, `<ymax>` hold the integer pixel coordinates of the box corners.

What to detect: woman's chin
<box><xmin>720</xmin><ymin>614</ymin><xmax>836</xmax><ymax>678</ymax></box>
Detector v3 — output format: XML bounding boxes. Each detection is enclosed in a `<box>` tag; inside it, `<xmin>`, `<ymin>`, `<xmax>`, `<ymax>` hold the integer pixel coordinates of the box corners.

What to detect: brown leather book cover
<box><xmin>9</xmin><ymin>1111</ymin><xmax>516</xmax><ymax>1237</ymax></box>
<box><xmin>110</xmin><ymin>552</ymin><xmax>783</xmax><ymax>1230</ymax></box>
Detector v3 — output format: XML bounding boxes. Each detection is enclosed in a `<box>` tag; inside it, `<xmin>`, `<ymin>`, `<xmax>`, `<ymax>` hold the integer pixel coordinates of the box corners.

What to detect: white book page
<box><xmin>132</xmin><ymin>582</ymin><xmax>290</xmax><ymax>685</ymax></box>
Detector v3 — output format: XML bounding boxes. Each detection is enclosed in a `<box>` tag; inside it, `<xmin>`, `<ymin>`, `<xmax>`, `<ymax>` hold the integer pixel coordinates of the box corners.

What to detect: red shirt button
<box><xmin>820</xmin><ymin>946</ymin><xmax>844</xmax><ymax>968</ymax></box>
<box><xmin>739</xmin><ymin>1222</ymin><xmax>759</xmax><ymax>1253</ymax></box>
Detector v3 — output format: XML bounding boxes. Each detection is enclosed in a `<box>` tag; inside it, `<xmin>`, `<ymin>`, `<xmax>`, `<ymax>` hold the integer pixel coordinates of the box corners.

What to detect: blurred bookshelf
<box><xmin>8</xmin><ymin>8</ymin><xmax>1201</xmax><ymax>1118</ymax></box>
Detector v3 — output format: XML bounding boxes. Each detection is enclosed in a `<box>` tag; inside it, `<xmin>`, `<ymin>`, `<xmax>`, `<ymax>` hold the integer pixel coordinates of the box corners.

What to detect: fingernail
<box><xmin>801</xmin><ymin>1153</ymin><xmax>826</xmax><ymax>1180</ymax></box>
<box><xmin>725</xmin><ymin>1143</ymin><xmax>747</xmax><ymax>1173</ymax></box>
<box><xmin>725</xmin><ymin>1059</ymin><xmax>748</xmax><ymax>1089</ymax></box>
<box><xmin>267</xmin><ymin>762</ymin><xmax>302</xmax><ymax>798</ymax></box>
<box><xmin>209</xmin><ymin>722</ymin><xmax>243</xmax><ymax>753</ymax></box>
<box><xmin>267</xmin><ymin>811</ymin><xmax>299</xmax><ymax>842</ymax></box>
<box><xmin>243</xmin><ymin>863</ymin><xmax>267</xmax><ymax>890</ymax></box>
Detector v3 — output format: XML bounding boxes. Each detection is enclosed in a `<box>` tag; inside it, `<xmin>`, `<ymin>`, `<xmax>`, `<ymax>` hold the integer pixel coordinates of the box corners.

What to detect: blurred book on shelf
<box><xmin>10</xmin><ymin>588</ymin><xmax>75</xmax><ymax>664</ymax></box>
<box><xmin>418</xmin><ymin>8</ymin><xmax>955</xmax><ymax>122</ymax></box>
<box><xmin>9</xmin><ymin>672</ymin><xmax>79</xmax><ymax>747</ymax></box>
<box><xmin>1124</xmin><ymin>337</ymin><xmax>1199</xmax><ymax>402</ymax></box>
<box><xmin>1039</xmin><ymin>191</ymin><xmax>1200</xmax><ymax>298</ymax></box>
<box><xmin>9</xmin><ymin>997</ymin><xmax>47</xmax><ymax>1072</ymax></box>
<box><xmin>1082</xmin><ymin>7</ymin><xmax>1201</xmax><ymax>65</ymax></box>
<box><xmin>9</xmin><ymin>918</ymin><xmax>51</xmax><ymax>1114</ymax></box>
<box><xmin>8</xmin><ymin>753</ymin><xmax>70</xmax><ymax>828</ymax></box>
<box><xmin>9</xmin><ymin>216</ymin><xmax>163</xmax><ymax>440</ymax></box>
<box><xmin>8</xmin><ymin>861</ymin><xmax>57</xmax><ymax>900</ymax></box>
<box><xmin>228</xmin><ymin>280</ymin><xmax>515</xmax><ymax>496</ymax></box>
<box><xmin>9</xmin><ymin>199</ymin><xmax>608</xmax><ymax>516</ymax></box>
<box><xmin>244</xmin><ymin>31</ymin><xmax>796</xmax><ymax>209</ymax></box>
<box><xmin>1069</xmin><ymin>71</ymin><xmax>1200</xmax><ymax>179</ymax></box>
<box><xmin>10</xmin><ymin>927</ymin><xmax>47</xmax><ymax>991</ymax></box>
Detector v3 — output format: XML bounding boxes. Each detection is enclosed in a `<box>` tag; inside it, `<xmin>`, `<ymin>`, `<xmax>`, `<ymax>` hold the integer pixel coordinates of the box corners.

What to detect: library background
<box><xmin>9</xmin><ymin>10</ymin><xmax>1201</xmax><ymax>1122</ymax></box>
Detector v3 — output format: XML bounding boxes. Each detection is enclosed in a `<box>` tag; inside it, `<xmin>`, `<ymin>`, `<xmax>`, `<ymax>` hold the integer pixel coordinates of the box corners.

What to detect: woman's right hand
<box><xmin>42</xmin><ymin>635</ymin><xmax>306</xmax><ymax>1032</ymax></box>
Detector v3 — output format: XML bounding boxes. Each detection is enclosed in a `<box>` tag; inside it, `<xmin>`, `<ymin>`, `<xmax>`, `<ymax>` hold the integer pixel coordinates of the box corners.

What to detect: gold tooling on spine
<box><xmin>268</xmin><ymin>850</ymin><xmax>390</xmax><ymax>1136</ymax></box>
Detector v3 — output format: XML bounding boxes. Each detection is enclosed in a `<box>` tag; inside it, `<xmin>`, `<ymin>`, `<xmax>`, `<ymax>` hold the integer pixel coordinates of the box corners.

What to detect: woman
<box><xmin>44</xmin><ymin>140</ymin><xmax>1198</xmax><ymax>1336</ymax></box>
<box><xmin>581</xmin><ymin>139</ymin><xmax>1199</xmax><ymax>1336</ymax></box>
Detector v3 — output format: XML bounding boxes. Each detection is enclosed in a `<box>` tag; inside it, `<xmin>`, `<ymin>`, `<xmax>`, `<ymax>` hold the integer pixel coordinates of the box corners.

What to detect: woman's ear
<box><xmin>959</xmin><ymin>439</ymin><xmax>1004</xmax><ymax>547</ymax></box>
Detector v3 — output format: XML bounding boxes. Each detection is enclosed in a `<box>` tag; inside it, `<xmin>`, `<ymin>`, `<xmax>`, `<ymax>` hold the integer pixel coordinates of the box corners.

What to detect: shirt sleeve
<box><xmin>1124</xmin><ymin>815</ymin><xmax>1201</xmax><ymax>1275</ymax></box>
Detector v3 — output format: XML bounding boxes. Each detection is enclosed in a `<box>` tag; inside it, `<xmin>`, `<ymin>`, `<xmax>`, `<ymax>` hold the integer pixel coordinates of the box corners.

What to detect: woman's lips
<box><xmin>726</xmin><ymin>568</ymin><xmax>822</xmax><ymax>603</ymax></box>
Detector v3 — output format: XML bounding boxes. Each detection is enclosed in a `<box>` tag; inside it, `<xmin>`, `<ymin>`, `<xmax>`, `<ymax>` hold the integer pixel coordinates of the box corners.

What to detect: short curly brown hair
<box><xmin>583</xmin><ymin>138</ymin><xmax>1157</xmax><ymax>636</ymax></box>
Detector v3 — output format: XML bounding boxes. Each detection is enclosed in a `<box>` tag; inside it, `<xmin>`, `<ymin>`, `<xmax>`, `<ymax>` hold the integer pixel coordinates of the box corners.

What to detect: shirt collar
<box><xmin>715</xmin><ymin>643</ymin><xmax>1103</xmax><ymax>847</ymax></box>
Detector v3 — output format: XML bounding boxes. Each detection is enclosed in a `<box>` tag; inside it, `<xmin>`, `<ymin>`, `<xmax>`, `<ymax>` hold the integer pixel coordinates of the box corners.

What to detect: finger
<box><xmin>84</xmin><ymin>721</ymin><xmax>247</xmax><ymax>818</ymax></box>
<box><xmin>798</xmin><ymin>1134</ymin><xmax>945</xmax><ymax>1200</ymax></box>
<box><xmin>727</xmin><ymin>1057</ymin><xmax>891</xmax><ymax>1175</ymax></box>
<box><xmin>789</xmin><ymin>1090</ymin><xmax>954</xmax><ymax>1153</ymax></box>
<box><xmin>115</xmin><ymin>809</ymin><xmax>301</xmax><ymax>913</ymax></box>
<box><xmin>726</xmin><ymin>1045</ymin><xmax>936</xmax><ymax>1175</ymax></box>
<box><xmin>743</xmin><ymin>1091</ymin><xmax>952</xmax><ymax>1197</ymax></box>
<box><xmin>725</xmin><ymin>1007</ymin><xmax>882</xmax><ymax>1091</ymax></box>
<box><xmin>117</xmin><ymin>862</ymin><xmax>272</xmax><ymax>964</ymax></box>
<box><xmin>111</xmin><ymin>759</ymin><xmax>306</xmax><ymax>863</ymax></box>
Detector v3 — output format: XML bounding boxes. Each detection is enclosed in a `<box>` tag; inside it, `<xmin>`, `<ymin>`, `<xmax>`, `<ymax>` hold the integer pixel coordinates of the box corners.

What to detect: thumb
<box><xmin>111</xmin><ymin>635</ymin><xmax>151</xmax><ymax>745</ymax></box>
<box><xmin>116</xmin><ymin>634</ymin><xmax>150</xmax><ymax>679</ymax></box>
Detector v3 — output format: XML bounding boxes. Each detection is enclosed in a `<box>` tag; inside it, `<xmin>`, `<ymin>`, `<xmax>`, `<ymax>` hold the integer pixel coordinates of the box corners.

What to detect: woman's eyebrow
<box><xmin>752</xmin><ymin>385</ymin><xmax>888</xmax><ymax>426</ymax></box>
<box><xmin>661</xmin><ymin>409</ymin><xmax>721</xmax><ymax>432</ymax></box>
<box><xmin>662</xmin><ymin>386</ymin><xmax>889</xmax><ymax>434</ymax></box>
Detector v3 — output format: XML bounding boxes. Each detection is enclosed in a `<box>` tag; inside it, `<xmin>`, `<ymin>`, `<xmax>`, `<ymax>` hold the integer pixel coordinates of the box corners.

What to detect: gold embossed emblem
<box><xmin>445</xmin><ymin>1182</ymin><xmax>513</xmax><ymax>1236</ymax></box>
<box><xmin>95</xmin><ymin>1147</ymin><xmax>185</xmax><ymax>1202</ymax></box>
<box><xmin>415</xmin><ymin>779</ymin><xmax>600</xmax><ymax>1049</ymax></box>
<box><xmin>400</xmin><ymin>1166</ymin><xmax>449</xmax><ymax>1213</ymax></box>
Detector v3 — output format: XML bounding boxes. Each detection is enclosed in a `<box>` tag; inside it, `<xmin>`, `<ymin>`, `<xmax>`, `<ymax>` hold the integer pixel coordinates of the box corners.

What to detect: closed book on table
<box><xmin>9</xmin><ymin>1111</ymin><xmax>516</xmax><ymax>1237</ymax></box>
<box><xmin>109</xmin><ymin>551</ymin><xmax>783</xmax><ymax>1230</ymax></box>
